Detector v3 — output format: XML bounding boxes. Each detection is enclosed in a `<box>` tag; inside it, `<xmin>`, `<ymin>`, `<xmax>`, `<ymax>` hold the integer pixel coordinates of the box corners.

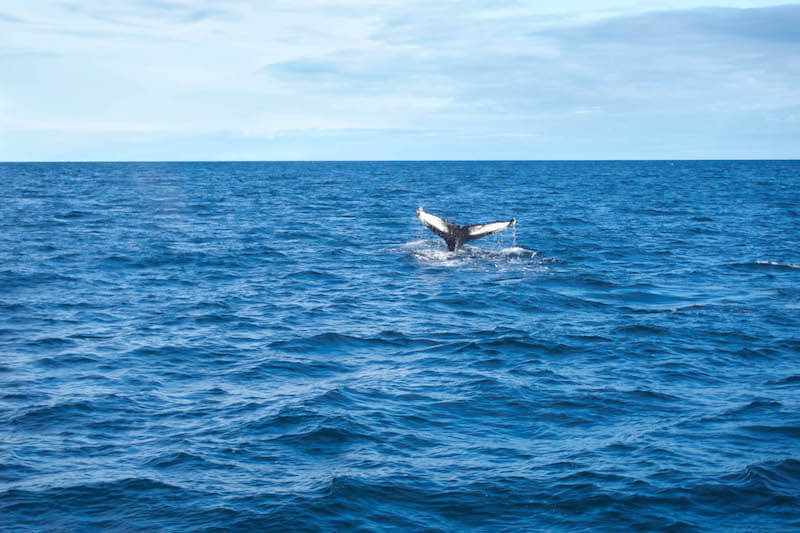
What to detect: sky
<box><xmin>1</xmin><ymin>1</ymin><xmax>798</xmax><ymax>160</ymax></box>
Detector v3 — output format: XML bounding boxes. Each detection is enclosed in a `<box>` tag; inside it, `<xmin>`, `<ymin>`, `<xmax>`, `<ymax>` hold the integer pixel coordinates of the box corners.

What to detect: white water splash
<box><xmin>400</xmin><ymin>240</ymin><xmax>544</xmax><ymax>271</ymax></box>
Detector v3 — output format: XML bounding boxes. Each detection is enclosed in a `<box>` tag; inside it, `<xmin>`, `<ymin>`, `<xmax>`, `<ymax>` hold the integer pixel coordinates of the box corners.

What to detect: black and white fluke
<box><xmin>416</xmin><ymin>207</ymin><xmax>516</xmax><ymax>251</ymax></box>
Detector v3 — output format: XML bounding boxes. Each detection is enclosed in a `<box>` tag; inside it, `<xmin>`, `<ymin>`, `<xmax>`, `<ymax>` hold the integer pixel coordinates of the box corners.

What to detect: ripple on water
<box><xmin>2</xmin><ymin>161</ymin><xmax>799</xmax><ymax>531</ymax></box>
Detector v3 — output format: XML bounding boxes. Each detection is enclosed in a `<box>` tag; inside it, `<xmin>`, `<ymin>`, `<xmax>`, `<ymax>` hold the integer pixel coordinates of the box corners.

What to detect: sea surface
<box><xmin>1</xmin><ymin>161</ymin><xmax>799</xmax><ymax>531</ymax></box>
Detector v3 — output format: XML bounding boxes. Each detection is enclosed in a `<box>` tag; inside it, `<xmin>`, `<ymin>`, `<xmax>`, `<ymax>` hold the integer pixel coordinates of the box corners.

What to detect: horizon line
<box><xmin>2</xmin><ymin>158</ymin><xmax>799</xmax><ymax>164</ymax></box>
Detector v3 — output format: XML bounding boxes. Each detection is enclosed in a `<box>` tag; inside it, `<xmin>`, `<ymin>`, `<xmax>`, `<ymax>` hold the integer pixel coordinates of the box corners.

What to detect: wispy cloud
<box><xmin>0</xmin><ymin>11</ymin><xmax>27</xmax><ymax>23</ymax></box>
<box><xmin>1</xmin><ymin>1</ymin><xmax>798</xmax><ymax>159</ymax></box>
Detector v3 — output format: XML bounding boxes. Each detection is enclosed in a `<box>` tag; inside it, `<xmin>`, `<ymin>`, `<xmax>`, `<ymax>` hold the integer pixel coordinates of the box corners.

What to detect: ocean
<box><xmin>1</xmin><ymin>161</ymin><xmax>799</xmax><ymax>531</ymax></box>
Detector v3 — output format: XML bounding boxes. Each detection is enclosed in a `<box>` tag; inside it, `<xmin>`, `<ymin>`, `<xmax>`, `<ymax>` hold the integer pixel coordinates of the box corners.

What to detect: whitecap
<box><xmin>755</xmin><ymin>260</ymin><xmax>800</xmax><ymax>270</ymax></box>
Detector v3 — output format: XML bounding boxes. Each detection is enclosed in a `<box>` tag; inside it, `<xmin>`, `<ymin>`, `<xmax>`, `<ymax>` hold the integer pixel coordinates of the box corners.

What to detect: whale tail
<box><xmin>416</xmin><ymin>207</ymin><xmax>515</xmax><ymax>251</ymax></box>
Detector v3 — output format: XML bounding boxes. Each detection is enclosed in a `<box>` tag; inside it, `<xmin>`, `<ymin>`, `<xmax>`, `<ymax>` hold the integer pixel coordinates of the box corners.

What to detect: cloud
<box><xmin>552</xmin><ymin>5</ymin><xmax>800</xmax><ymax>44</ymax></box>
<box><xmin>1</xmin><ymin>2</ymin><xmax>799</xmax><ymax>159</ymax></box>
<box><xmin>256</xmin><ymin>4</ymin><xmax>800</xmax><ymax>128</ymax></box>
<box><xmin>0</xmin><ymin>11</ymin><xmax>26</xmax><ymax>23</ymax></box>
<box><xmin>533</xmin><ymin>6</ymin><xmax>800</xmax><ymax>111</ymax></box>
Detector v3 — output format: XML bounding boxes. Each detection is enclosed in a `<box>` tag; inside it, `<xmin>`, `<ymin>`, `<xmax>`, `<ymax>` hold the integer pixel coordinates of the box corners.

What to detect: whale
<box><xmin>416</xmin><ymin>207</ymin><xmax>516</xmax><ymax>251</ymax></box>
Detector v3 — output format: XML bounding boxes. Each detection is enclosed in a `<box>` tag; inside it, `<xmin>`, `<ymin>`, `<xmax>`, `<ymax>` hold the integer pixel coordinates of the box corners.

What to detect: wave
<box><xmin>271</xmin><ymin>421</ymin><xmax>377</xmax><ymax>452</ymax></box>
<box><xmin>614</xmin><ymin>324</ymin><xmax>670</xmax><ymax>335</ymax></box>
<box><xmin>742</xmin><ymin>425</ymin><xmax>800</xmax><ymax>438</ymax></box>
<box><xmin>10</xmin><ymin>401</ymin><xmax>96</xmax><ymax>430</ymax></box>
<box><xmin>685</xmin><ymin>459</ymin><xmax>800</xmax><ymax>510</ymax></box>
<box><xmin>270</xmin><ymin>331</ymin><xmax>390</xmax><ymax>353</ymax></box>
<box><xmin>9</xmin><ymin>393</ymin><xmax>146</xmax><ymax>432</ymax></box>
<box><xmin>0</xmin><ymin>270</ymin><xmax>79</xmax><ymax>290</ymax></box>
<box><xmin>766</xmin><ymin>375</ymin><xmax>800</xmax><ymax>386</ymax></box>
<box><xmin>1</xmin><ymin>477</ymin><xmax>201</xmax><ymax>531</ymax></box>
<box><xmin>728</xmin><ymin>261</ymin><xmax>800</xmax><ymax>271</ymax></box>
<box><xmin>233</xmin><ymin>357</ymin><xmax>351</xmax><ymax>381</ymax></box>
<box><xmin>145</xmin><ymin>451</ymin><xmax>228</xmax><ymax>471</ymax></box>
<box><xmin>695</xmin><ymin>398</ymin><xmax>784</xmax><ymax>425</ymax></box>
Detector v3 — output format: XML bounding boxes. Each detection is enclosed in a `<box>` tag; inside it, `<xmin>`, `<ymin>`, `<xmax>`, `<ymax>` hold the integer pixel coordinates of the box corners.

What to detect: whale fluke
<box><xmin>416</xmin><ymin>207</ymin><xmax>515</xmax><ymax>251</ymax></box>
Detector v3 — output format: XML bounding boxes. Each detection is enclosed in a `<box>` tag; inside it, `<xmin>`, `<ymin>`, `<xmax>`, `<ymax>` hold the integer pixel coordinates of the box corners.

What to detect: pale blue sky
<box><xmin>1</xmin><ymin>1</ymin><xmax>798</xmax><ymax>160</ymax></box>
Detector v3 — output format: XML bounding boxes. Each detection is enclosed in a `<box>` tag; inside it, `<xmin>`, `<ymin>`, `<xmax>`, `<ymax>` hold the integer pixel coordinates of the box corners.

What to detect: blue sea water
<box><xmin>1</xmin><ymin>160</ymin><xmax>799</xmax><ymax>531</ymax></box>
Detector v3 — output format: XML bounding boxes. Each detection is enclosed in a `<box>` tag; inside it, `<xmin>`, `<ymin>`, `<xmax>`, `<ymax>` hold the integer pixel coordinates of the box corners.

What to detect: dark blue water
<box><xmin>1</xmin><ymin>161</ymin><xmax>799</xmax><ymax>531</ymax></box>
